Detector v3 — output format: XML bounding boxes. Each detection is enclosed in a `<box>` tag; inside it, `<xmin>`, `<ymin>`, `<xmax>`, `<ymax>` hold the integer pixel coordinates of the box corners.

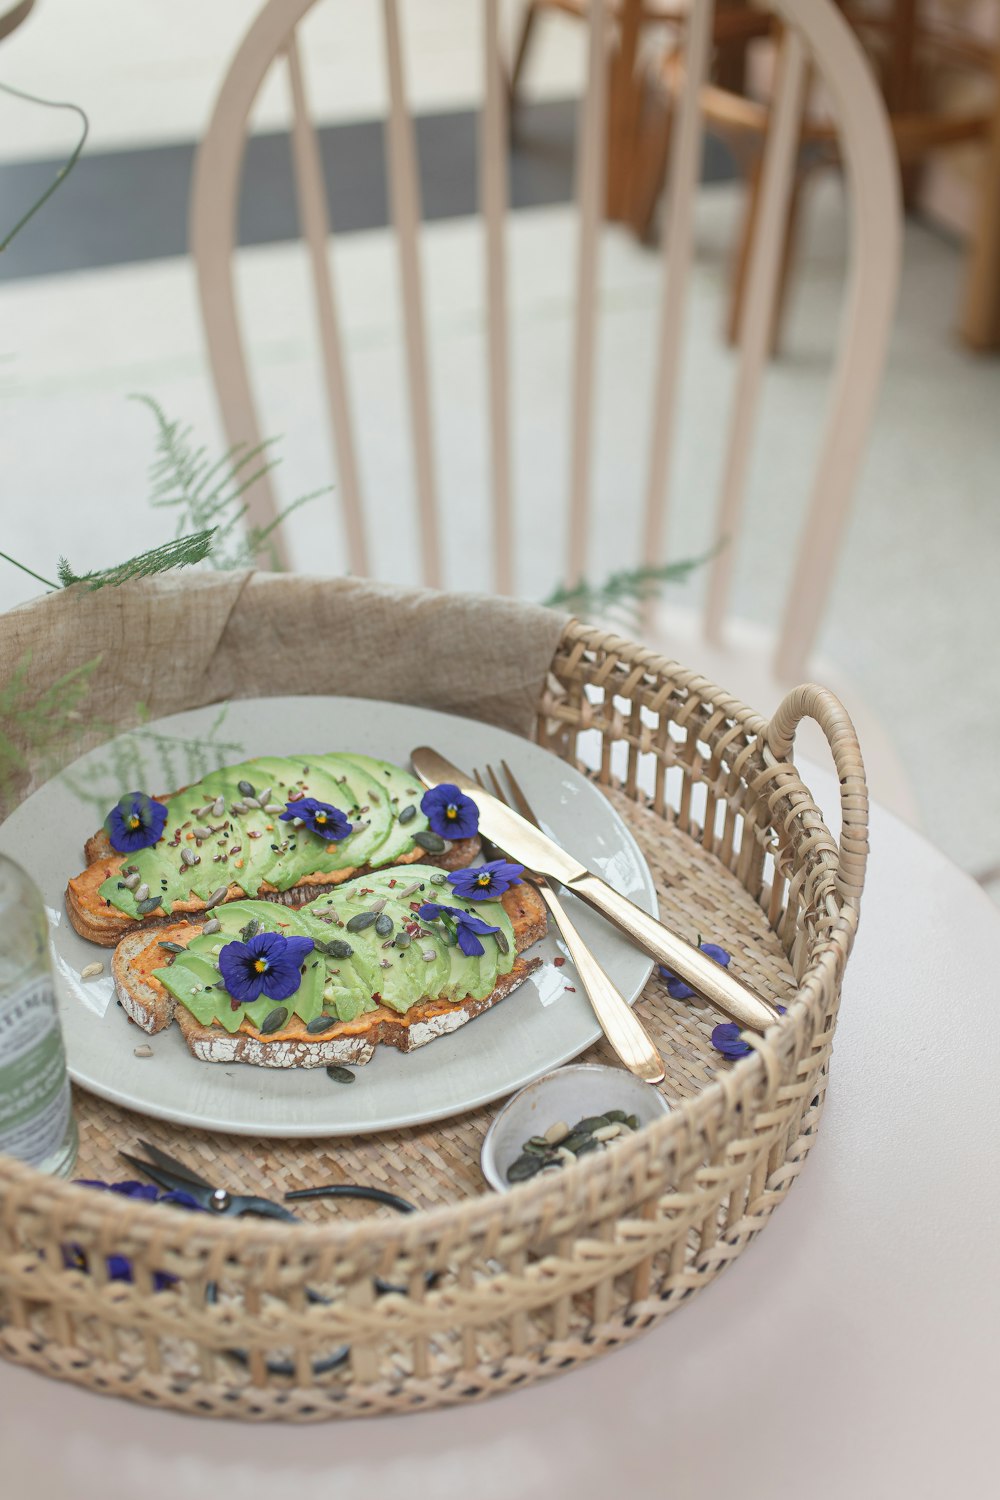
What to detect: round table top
<box><xmin>3</xmin><ymin>759</ymin><xmax>998</xmax><ymax>1499</ymax></box>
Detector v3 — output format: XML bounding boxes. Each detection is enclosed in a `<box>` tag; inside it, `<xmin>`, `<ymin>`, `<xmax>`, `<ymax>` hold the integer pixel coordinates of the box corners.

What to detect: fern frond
<box><xmin>543</xmin><ymin>551</ymin><xmax>717</xmax><ymax>622</ymax></box>
<box><xmin>57</xmin><ymin>529</ymin><xmax>217</xmax><ymax>591</ymax></box>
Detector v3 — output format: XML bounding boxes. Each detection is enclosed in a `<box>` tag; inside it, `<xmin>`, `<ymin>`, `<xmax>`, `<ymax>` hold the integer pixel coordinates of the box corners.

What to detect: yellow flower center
<box><xmin>315</xmin><ymin>811</ymin><xmax>327</xmax><ymax>824</ymax></box>
<box><xmin>127</xmin><ymin>815</ymin><xmax>141</xmax><ymax>830</ymax></box>
<box><xmin>254</xmin><ymin>958</ymin><xmax>269</xmax><ymax>973</ymax></box>
<box><xmin>477</xmin><ymin>872</ymin><xmax>491</xmax><ymax>886</ymax></box>
<box><xmin>446</xmin><ymin>804</ymin><xmax>458</xmax><ymax>818</ymax></box>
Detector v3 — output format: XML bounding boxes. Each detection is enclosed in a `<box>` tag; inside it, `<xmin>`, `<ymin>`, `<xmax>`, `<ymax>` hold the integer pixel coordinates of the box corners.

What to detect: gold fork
<box><xmin>475</xmin><ymin>761</ymin><xmax>666</xmax><ymax>1086</ymax></box>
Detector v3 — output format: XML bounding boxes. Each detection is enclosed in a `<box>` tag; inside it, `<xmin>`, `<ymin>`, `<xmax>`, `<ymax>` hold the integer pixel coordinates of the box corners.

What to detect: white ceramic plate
<box><xmin>0</xmin><ymin>697</ymin><xmax>656</xmax><ymax>1138</ymax></box>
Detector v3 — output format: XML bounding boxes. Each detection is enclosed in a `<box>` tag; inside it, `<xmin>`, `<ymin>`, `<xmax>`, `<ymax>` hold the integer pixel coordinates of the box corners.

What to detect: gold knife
<box><xmin>410</xmin><ymin>746</ymin><xmax>782</xmax><ymax>1033</ymax></box>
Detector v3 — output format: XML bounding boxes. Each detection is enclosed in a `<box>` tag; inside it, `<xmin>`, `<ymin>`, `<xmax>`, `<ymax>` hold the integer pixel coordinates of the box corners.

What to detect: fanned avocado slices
<box><xmin>152</xmin><ymin>866</ymin><xmax>515</xmax><ymax>1028</ymax></box>
<box><xmin>99</xmin><ymin>753</ymin><xmax>440</xmax><ymax>917</ymax></box>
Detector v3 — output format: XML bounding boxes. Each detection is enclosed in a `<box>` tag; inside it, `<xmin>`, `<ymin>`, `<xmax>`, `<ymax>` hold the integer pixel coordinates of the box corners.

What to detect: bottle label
<box><xmin>0</xmin><ymin>976</ymin><xmax>72</xmax><ymax>1168</ymax></box>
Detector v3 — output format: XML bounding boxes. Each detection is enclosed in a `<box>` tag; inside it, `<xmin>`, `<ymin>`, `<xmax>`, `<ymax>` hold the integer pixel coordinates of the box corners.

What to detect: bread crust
<box><xmin>111</xmin><ymin>881</ymin><xmax>548</xmax><ymax>1067</ymax></box>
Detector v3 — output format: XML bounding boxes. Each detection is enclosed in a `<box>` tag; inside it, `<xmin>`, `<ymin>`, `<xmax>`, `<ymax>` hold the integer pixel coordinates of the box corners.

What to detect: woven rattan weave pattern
<box><xmin>0</xmin><ymin>620</ymin><xmax>867</xmax><ymax>1420</ymax></box>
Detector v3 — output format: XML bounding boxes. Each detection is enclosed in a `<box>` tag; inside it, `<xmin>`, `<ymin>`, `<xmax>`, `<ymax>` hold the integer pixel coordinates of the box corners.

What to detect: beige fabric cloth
<box><xmin>0</xmin><ymin>573</ymin><xmax>569</xmax><ymax>817</ymax></box>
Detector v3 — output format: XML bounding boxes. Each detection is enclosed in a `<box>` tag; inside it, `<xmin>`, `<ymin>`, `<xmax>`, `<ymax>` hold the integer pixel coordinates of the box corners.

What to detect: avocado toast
<box><xmin>111</xmin><ymin>865</ymin><xmax>547</xmax><ymax>1067</ymax></box>
<box><xmin>67</xmin><ymin>752</ymin><xmax>479</xmax><ymax>946</ymax></box>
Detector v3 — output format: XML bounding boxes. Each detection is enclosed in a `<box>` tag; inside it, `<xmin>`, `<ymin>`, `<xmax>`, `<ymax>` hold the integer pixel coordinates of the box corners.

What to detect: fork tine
<box><xmin>134</xmin><ymin>1138</ymin><xmax>215</xmax><ymax>1190</ymax></box>
<box><xmin>484</xmin><ymin>764</ymin><xmax>510</xmax><ymax>807</ymax></box>
<box><xmin>500</xmin><ymin>758</ymin><xmax>542</xmax><ymax>828</ymax></box>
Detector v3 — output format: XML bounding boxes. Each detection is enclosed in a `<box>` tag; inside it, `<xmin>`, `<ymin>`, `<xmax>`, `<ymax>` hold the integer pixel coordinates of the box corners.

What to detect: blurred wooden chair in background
<box><xmin>190</xmin><ymin>0</ymin><xmax>915</xmax><ymax>816</ymax></box>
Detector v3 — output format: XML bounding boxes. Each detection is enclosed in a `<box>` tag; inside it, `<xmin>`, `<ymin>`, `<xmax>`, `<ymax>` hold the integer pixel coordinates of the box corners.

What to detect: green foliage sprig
<box><xmin>56</xmin><ymin>529</ymin><xmax>217</xmax><ymax>591</ymax></box>
<box><xmin>543</xmin><ymin>550</ymin><xmax>717</xmax><ymax>624</ymax></box>
<box><xmin>0</xmin><ymin>652</ymin><xmax>103</xmax><ymax>812</ymax></box>
<box><xmin>134</xmin><ymin>394</ymin><xmax>326</xmax><ymax>571</ymax></box>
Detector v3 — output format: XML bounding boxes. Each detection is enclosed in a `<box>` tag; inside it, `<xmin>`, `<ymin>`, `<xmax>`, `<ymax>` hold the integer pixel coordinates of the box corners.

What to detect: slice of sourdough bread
<box><xmin>111</xmin><ymin>879</ymin><xmax>547</xmax><ymax>1067</ymax></box>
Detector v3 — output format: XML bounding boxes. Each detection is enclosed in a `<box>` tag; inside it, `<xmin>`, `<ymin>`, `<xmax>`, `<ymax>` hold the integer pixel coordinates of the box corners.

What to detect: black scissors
<box><xmin>120</xmin><ymin>1139</ymin><xmax>431</xmax><ymax>1375</ymax></box>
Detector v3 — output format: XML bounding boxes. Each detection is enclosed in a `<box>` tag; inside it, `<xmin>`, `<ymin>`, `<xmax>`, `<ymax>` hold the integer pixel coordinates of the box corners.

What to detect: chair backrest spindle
<box><xmin>481</xmin><ymin>0</ymin><xmax>513</xmax><ymax>595</ymax></box>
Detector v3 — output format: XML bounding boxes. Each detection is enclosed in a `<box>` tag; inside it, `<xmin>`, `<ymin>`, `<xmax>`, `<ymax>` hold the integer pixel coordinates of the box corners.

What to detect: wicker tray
<box><xmin>0</xmin><ymin>619</ymin><xmax>867</xmax><ymax>1420</ymax></box>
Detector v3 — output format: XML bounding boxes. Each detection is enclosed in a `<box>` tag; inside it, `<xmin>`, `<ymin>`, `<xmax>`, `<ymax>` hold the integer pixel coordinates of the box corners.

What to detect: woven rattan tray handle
<box><xmin>765</xmin><ymin>684</ymin><xmax>869</xmax><ymax>904</ymax></box>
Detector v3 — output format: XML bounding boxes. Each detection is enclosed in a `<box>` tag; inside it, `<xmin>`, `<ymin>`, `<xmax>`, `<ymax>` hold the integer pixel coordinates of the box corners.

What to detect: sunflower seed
<box><xmin>374</xmin><ymin>914</ymin><xmax>393</xmax><ymax>938</ymax></box>
<box><xmin>136</xmin><ymin>896</ymin><xmax>162</xmax><ymax>915</ymax></box>
<box><xmin>191</xmin><ymin>825</ymin><xmax>213</xmax><ymax>840</ymax></box>
<box><xmin>398</xmin><ymin>881</ymin><xmax>422</xmax><ymax>898</ymax></box>
<box><xmin>133</xmin><ymin>1044</ymin><xmax>154</xmax><ymax>1058</ymax></box>
<box><xmin>202</xmin><ymin>917</ymin><xmax>222</xmax><ymax>935</ymax></box>
<box><xmin>306</xmin><ymin>1014</ymin><xmax>337</xmax><ymax>1034</ymax></box>
<box><xmin>394</xmin><ymin>931</ymin><xmax>412</xmax><ymax>949</ymax></box>
<box><xmin>205</xmin><ymin>886</ymin><xmax>229</xmax><ymax>909</ymax></box>
<box><xmin>231</xmin><ymin>801</ymin><xmax>247</xmax><ymax>815</ymax></box>
<box><xmin>255</xmin><ymin>786</ymin><xmax>272</xmax><ymax>806</ymax></box>
<box><xmin>260</xmin><ymin>1006</ymin><xmax>288</xmax><ymax>1034</ymax></box>
<box><xmin>325</xmin><ymin>939</ymin><xmax>354</xmax><ymax>959</ymax></box>
<box><xmin>421</xmin><ymin>948</ymin><xmax>437</xmax><ymax>962</ymax></box>
<box><xmin>135</xmin><ymin>882</ymin><xmax>149</xmax><ymax>903</ymax></box>
<box><xmin>544</xmin><ymin>1121</ymin><xmax>570</xmax><ymax>1145</ymax></box>
<box><xmin>211</xmin><ymin>796</ymin><xmax>225</xmax><ymax>817</ymax></box>
<box><xmin>242</xmin><ymin>796</ymin><xmax>262</xmax><ymax>810</ymax></box>
<box><xmin>397</xmin><ymin>804</ymin><xmax>417</xmax><ymax>824</ymax></box>
<box><xmin>264</xmin><ymin>804</ymin><xmax>284</xmax><ymax>815</ymax></box>
<box><xmin>557</xmin><ymin>1147</ymin><xmax>577</xmax><ymax>1165</ymax></box>
<box><xmin>80</xmin><ymin>962</ymin><xmax>104</xmax><ymax>980</ymax></box>
<box><xmin>157</xmin><ymin>940</ymin><xmax>185</xmax><ymax>954</ymax></box>
<box><xmin>493</xmin><ymin>930</ymin><xmax>510</xmax><ymax>954</ymax></box>
<box><xmin>237</xmin><ymin>780</ymin><xmax>256</xmax><ymax>798</ymax></box>
<box><xmin>122</xmin><ymin>872</ymin><xmax>141</xmax><ymax>891</ymax></box>
<box><xmin>413</xmin><ymin>830</ymin><xmax>447</xmax><ymax>853</ymax></box>
<box><xmin>593</xmin><ymin>1124</ymin><xmax>622</xmax><ymax>1141</ymax></box>
<box><xmin>369</xmin><ymin>896</ymin><xmax>388</xmax><ymax>914</ymax></box>
<box><xmin>346</xmin><ymin>911</ymin><xmax>378</xmax><ymax>932</ymax></box>
<box><xmin>326</xmin><ymin>1065</ymin><xmax>355</xmax><ymax>1084</ymax></box>
<box><xmin>180</xmin><ymin>848</ymin><xmax>199</xmax><ymax>867</ymax></box>
<box><xmin>506</xmin><ymin>1154</ymin><xmax>543</xmax><ymax>1183</ymax></box>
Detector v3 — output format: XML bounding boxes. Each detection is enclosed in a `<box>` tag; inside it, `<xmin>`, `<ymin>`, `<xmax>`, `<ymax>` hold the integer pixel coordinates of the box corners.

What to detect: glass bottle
<box><xmin>0</xmin><ymin>852</ymin><xmax>77</xmax><ymax>1175</ymax></box>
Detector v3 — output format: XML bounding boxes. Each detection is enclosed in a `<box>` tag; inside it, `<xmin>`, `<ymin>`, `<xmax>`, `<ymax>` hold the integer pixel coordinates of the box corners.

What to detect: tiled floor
<box><xmin>2</xmin><ymin>0</ymin><xmax>999</xmax><ymax>887</ymax></box>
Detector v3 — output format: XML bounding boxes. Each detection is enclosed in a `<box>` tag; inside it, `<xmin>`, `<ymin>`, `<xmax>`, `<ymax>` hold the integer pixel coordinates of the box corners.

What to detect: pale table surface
<box><xmin>2</xmin><ymin>760</ymin><xmax>998</xmax><ymax>1500</ymax></box>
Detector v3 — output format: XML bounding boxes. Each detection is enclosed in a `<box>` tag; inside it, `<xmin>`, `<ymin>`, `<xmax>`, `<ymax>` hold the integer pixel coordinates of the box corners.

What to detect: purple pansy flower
<box><xmin>420</xmin><ymin>783</ymin><xmax>480</xmax><ymax>841</ymax></box>
<box><xmin>417</xmin><ymin>901</ymin><xmax>502</xmax><ymax>958</ymax></box>
<box><xmin>447</xmin><ymin>859</ymin><xmax>524</xmax><ymax>902</ymax></box>
<box><xmin>105</xmin><ymin>791</ymin><xmax>168</xmax><ymax>853</ymax></box>
<box><xmin>218</xmin><ymin>930</ymin><xmax>315</xmax><ymax>1004</ymax></box>
<box><xmin>65</xmin><ymin>1180</ymin><xmax>203</xmax><ymax>1288</ymax></box>
<box><xmin>659</xmin><ymin>940</ymin><xmax>732</xmax><ymax>1001</ymax></box>
<box><xmin>278</xmin><ymin>797</ymin><xmax>352</xmax><ymax>841</ymax></box>
<box><xmin>711</xmin><ymin>1005</ymin><xmax>786</xmax><ymax>1061</ymax></box>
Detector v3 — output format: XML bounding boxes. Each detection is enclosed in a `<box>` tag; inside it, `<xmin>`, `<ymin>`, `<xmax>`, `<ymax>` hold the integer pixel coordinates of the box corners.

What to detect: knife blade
<box><xmin>410</xmin><ymin>745</ymin><xmax>782</xmax><ymax>1033</ymax></box>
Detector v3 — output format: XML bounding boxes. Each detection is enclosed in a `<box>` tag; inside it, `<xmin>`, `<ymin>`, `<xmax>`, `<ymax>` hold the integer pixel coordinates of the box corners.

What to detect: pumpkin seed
<box><xmin>260</xmin><ymin>1006</ymin><xmax>288</xmax><ymax>1034</ymax></box>
<box><xmin>593</xmin><ymin>1124</ymin><xmax>622</xmax><ymax>1141</ymax></box>
<box><xmin>325</xmin><ymin>939</ymin><xmax>354</xmax><ymax>959</ymax></box>
<box><xmin>604</xmin><ymin>1110</ymin><xmax>628</xmax><ymax>1124</ymax></box>
<box><xmin>326</xmin><ymin>1065</ymin><xmax>355</xmax><ymax>1085</ymax></box>
<box><xmin>413</xmin><ymin>829</ymin><xmax>446</xmax><ymax>852</ymax></box>
<box><xmin>506</xmin><ymin>1154</ymin><xmax>543</xmax><ymax>1183</ymax></box>
<box><xmin>374</xmin><ymin>913</ymin><xmax>393</xmax><ymax>938</ymax></box>
<box><xmin>573</xmin><ymin>1115</ymin><xmax>610</xmax><ymax>1134</ymax></box>
<box><xmin>346</xmin><ymin>911</ymin><xmax>378</xmax><ymax>932</ymax></box>
<box><xmin>574</xmin><ymin>1136</ymin><xmax>601</xmax><ymax>1155</ymax></box>
<box><xmin>157</xmin><ymin>940</ymin><xmax>185</xmax><ymax>954</ymax></box>
<box><xmin>136</xmin><ymin>895</ymin><xmax>162</xmax><ymax>915</ymax></box>
<box><xmin>561</xmin><ymin>1133</ymin><xmax>590</xmax><ymax>1154</ymax></box>
<box><xmin>430</xmin><ymin>872</ymin><xmax>448</xmax><ymax>885</ymax></box>
<box><xmin>202</xmin><ymin>917</ymin><xmax>222</xmax><ymax>935</ymax></box>
<box><xmin>397</xmin><ymin>804</ymin><xmax>417</xmax><ymax>824</ymax></box>
<box><xmin>306</xmin><ymin>1014</ymin><xmax>337</xmax><ymax>1034</ymax></box>
<box><xmin>523</xmin><ymin>1139</ymin><xmax>552</xmax><ymax>1156</ymax></box>
<box><xmin>626</xmin><ymin>1114</ymin><xmax>640</xmax><ymax>1130</ymax></box>
<box><xmin>394</xmin><ymin>931</ymin><xmax>412</xmax><ymax>949</ymax></box>
<box><xmin>237</xmin><ymin>780</ymin><xmax>256</xmax><ymax>798</ymax></box>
